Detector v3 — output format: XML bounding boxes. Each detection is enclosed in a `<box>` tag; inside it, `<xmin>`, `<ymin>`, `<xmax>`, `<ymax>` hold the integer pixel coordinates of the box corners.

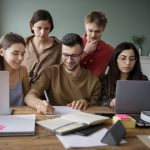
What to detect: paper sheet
<box><xmin>53</xmin><ymin>106</ymin><xmax>80</xmax><ymax>115</ymax></box>
<box><xmin>137</xmin><ymin>135</ymin><xmax>150</xmax><ymax>148</ymax></box>
<box><xmin>56</xmin><ymin>128</ymin><xmax>108</xmax><ymax>148</ymax></box>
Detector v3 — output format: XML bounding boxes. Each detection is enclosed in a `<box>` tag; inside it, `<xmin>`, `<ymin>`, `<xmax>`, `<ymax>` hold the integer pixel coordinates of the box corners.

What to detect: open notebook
<box><xmin>37</xmin><ymin>111</ymin><xmax>109</xmax><ymax>135</ymax></box>
<box><xmin>0</xmin><ymin>114</ymin><xmax>36</xmax><ymax>136</ymax></box>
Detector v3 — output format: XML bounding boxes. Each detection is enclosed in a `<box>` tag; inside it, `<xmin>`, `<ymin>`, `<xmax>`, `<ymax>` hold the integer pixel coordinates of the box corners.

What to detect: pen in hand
<box><xmin>44</xmin><ymin>90</ymin><xmax>50</xmax><ymax>103</ymax></box>
<box><xmin>44</xmin><ymin>90</ymin><xmax>55</xmax><ymax>114</ymax></box>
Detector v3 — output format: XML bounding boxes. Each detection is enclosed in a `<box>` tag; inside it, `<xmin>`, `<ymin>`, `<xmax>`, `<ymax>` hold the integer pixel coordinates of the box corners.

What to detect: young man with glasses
<box><xmin>25</xmin><ymin>33</ymin><xmax>101</xmax><ymax>114</ymax></box>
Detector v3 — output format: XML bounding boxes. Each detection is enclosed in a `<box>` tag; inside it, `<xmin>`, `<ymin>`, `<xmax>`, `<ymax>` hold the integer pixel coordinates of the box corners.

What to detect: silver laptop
<box><xmin>0</xmin><ymin>71</ymin><xmax>11</xmax><ymax>115</ymax></box>
<box><xmin>115</xmin><ymin>80</ymin><xmax>150</xmax><ymax>114</ymax></box>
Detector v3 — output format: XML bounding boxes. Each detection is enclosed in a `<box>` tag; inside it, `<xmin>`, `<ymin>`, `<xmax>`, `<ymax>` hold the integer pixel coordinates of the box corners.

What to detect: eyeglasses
<box><xmin>62</xmin><ymin>52</ymin><xmax>82</xmax><ymax>60</ymax></box>
<box><xmin>117</xmin><ymin>56</ymin><xmax>137</xmax><ymax>63</ymax></box>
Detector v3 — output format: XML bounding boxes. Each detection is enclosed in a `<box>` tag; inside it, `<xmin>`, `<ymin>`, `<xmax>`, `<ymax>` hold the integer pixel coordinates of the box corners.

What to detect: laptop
<box><xmin>0</xmin><ymin>71</ymin><xmax>11</xmax><ymax>115</ymax></box>
<box><xmin>115</xmin><ymin>80</ymin><xmax>150</xmax><ymax>126</ymax></box>
<box><xmin>115</xmin><ymin>80</ymin><xmax>150</xmax><ymax>114</ymax></box>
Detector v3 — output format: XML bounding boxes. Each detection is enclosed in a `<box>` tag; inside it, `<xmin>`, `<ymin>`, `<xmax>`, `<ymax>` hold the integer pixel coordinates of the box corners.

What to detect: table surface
<box><xmin>0</xmin><ymin>106</ymin><xmax>150</xmax><ymax>150</ymax></box>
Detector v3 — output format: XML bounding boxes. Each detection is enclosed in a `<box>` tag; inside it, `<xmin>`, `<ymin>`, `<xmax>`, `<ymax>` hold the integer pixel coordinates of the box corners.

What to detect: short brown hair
<box><xmin>85</xmin><ymin>11</ymin><xmax>107</xmax><ymax>29</ymax></box>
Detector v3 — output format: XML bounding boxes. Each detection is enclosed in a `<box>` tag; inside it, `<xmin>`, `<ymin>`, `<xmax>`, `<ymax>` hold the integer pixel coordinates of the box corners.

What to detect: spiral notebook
<box><xmin>0</xmin><ymin>114</ymin><xmax>36</xmax><ymax>136</ymax></box>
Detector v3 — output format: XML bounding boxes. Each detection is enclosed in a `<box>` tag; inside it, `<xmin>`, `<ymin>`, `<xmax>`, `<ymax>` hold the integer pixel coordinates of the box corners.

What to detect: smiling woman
<box><xmin>0</xmin><ymin>32</ymin><xmax>30</xmax><ymax>106</ymax></box>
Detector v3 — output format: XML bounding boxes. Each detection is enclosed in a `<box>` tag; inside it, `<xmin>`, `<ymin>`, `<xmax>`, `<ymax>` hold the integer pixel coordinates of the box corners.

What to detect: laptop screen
<box><xmin>115</xmin><ymin>80</ymin><xmax>150</xmax><ymax>114</ymax></box>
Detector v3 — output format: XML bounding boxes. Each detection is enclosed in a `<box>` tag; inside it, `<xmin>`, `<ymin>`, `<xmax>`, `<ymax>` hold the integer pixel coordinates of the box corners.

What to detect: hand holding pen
<box><xmin>44</xmin><ymin>90</ymin><xmax>55</xmax><ymax>114</ymax></box>
<box><xmin>36</xmin><ymin>90</ymin><xmax>55</xmax><ymax>115</ymax></box>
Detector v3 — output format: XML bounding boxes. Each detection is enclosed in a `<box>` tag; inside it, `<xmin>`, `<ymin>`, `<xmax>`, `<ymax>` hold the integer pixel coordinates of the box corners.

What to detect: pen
<box><xmin>44</xmin><ymin>90</ymin><xmax>56</xmax><ymax>115</ymax></box>
<box><xmin>44</xmin><ymin>90</ymin><xmax>50</xmax><ymax>103</ymax></box>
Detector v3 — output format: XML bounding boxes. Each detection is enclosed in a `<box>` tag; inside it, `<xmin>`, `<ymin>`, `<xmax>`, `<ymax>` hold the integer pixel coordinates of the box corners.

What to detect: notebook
<box><xmin>0</xmin><ymin>114</ymin><xmax>36</xmax><ymax>136</ymax></box>
<box><xmin>0</xmin><ymin>71</ymin><xmax>11</xmax><ymax>115</ymax></box>
<box><xmin>115</xmin><ymin>80</ymin><xmax>150</xmax><ymax>114</ymax></box>
<box><xmin>37</xmin><ymin>111</ymin><xmax>109</xmax><ymax>135</ymax></box>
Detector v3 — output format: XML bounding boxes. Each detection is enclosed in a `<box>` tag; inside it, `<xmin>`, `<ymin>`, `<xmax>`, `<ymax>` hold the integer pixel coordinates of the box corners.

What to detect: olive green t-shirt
<box><xmin>32</xmin><ymin>64</ymin><xmax>101</xmax><ymax>106</ymax></box>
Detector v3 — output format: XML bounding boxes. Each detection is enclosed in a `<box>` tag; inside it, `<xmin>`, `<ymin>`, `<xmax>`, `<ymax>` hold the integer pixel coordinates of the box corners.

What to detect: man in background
<box><xmin>81</xmin><ymin>11</ymin><xmax>114</xmax><ymax>77</ymax></box>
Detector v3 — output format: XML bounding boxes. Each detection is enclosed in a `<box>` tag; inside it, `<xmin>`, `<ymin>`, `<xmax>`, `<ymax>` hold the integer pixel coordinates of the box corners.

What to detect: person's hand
<box><xmin>67</xmin><ymin>99</ymin><xmax>90</xmax><ymax>110</ymax></box>
<box><xmin>109</xmin><ymin>98</ymin><xmax>116</xmax><ymax>108</ymax></box>
<box><xmin>84</xmin><ymin>39</ymin><xmax>99</xmax><ymax>54</ymax></box>
<box><xmin>36</xmin><ymin>100</ymin><xmax>55</xmax><ymax>115</ymax></box>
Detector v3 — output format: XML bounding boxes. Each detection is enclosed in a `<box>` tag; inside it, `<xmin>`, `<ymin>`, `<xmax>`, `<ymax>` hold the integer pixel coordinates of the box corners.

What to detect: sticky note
<box><xmin>113</xmin><ymin>115</ymin><xmax>136</xmax><ymax>128</ymax></box>
<box><xmin>116</xmin><ymin>114</ymin><xmax>131</xmax><ymax>120</ymax></box>
<box><xmin>0</xmin><ymin>124</ymin><xmax>5</xmax><ymax>131</ymax></box>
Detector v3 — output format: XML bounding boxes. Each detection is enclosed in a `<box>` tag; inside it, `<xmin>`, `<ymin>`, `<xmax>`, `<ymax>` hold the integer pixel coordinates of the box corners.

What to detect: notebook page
<box><xmin>37</xmin><ymin>117</ymin><xmax>74</xmax><ymax>131</ymax></box>
<box><xmin>61</xmin><ymin>112</ymin><xmax>109</xmax><ymax>125</ymax></box>
<box><xmin>0</xmin><ymin>114</ymin><xmax>35</xmax><ymax>135</ymax></box>
<box><xmin>53</xmin><ymin>106</ymin><xmax>80</xmax><ymax>115</ymax></box>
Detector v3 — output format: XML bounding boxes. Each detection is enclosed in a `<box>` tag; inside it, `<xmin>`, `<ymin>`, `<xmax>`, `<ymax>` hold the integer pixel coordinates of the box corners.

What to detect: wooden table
<box><xmin>0</xmin><ymin>106</ymin><xmax>150</xmax><ymax>150</ymax></box>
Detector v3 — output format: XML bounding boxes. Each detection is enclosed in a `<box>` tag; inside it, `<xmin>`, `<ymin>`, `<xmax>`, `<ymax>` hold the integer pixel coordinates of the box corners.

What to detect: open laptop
<box><xmin>115</xmin><ymin>80</ymin><xmax>150</xmax><ymax>126</ymax></box>
<box><xmin>0</xmin><ymin>71</ymin><xmax>11</xmax><ymax>115</ymax></box>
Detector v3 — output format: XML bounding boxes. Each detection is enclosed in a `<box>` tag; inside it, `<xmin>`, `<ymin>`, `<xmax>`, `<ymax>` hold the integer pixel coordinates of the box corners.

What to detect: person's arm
<box><xmin>25</xmin><ymin>89</ymin><xmax>54</xmax><ymax>114</ymax></box>
<box><xmin>67</xmin><ymin>78</ymin><xmax>101</xmax><ymax>110</ymax></box>
<box><xmin>67</xmin><ymin>99</ymin><xmax>90</xmax><ymax>110</ymax></box>
<box><xmin>109</xmin><ymin>98</ymin><xmax>116</xmax><ymax>108</ymax></box>
<box><xmin>25</xmin><ymin>68</ymin><xmax>55</xmax><ymax>114</ymax></box>
<box><xmin>20</xmin><ymin>65</ymin><xmax>30</xmax><ymax>96</ymax></box>
<box><xmin>89</xmin><ymin>79</ymin><xmax>102</xmax><ymax>105</ymax></box>
<box><xmin>83</xmin><ymin>39</ymin><xmax>99</xmax><ymax>55</ymax></box>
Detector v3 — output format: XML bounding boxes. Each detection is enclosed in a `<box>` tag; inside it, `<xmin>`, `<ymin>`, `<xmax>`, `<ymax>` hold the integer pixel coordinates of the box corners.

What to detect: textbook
<box><xmin>0</xmin><ymin>114</ymin><xmax>36</xmax><ymax>136</ymax></box>
<box><xmin>37</xmin><ymin>112</ymin><xmax>109</xmax><ymax>135</ymax></box>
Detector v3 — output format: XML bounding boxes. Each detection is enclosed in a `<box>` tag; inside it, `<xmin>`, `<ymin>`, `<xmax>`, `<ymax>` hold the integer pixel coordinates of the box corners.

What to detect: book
<box><xmin>112</xmin><ymin>114</ymin><xmax>136</xmax><ymax>128</ymax></box>
<box><xmin>0</xmin><ymin>114</ymin><xmax>36</xmax><ymax>136</ymax></box>
<box><xmin>37</xmin><ymin>111</ymin><xmax>109</xmax><ymax>135</ymax></box>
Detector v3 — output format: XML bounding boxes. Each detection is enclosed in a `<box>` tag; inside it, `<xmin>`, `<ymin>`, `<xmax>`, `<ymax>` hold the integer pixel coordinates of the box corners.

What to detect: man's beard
<box><xmin>64</xmin><ymin>62</ymin><xmax>78</xmax><ymax>71</ymax></box>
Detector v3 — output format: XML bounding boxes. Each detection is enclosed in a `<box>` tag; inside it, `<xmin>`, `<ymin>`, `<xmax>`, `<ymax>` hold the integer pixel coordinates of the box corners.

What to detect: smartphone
<box><xmin>74</xmin><ymin>124</ymin><xmax>101</xmax><ymax>136</ymax></box>
<box><xmin>95</xmin><ymin>113</ymin><xmax>114</xmax><ymax>118</ymax></box>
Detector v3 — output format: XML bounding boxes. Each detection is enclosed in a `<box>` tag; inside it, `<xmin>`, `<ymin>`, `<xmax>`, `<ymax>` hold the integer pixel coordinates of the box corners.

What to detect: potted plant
<box><xmin>132</xmin><ymin>35</ymin><xmax>145</xmax><ymax>56</ymax></box>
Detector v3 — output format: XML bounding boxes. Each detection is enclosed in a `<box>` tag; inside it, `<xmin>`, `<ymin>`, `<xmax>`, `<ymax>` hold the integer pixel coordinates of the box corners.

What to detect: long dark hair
<box><xmin>107</xmin><ymin>42</ymin><xmax>143</xmax><ymax>96</ymax></box>
<box><xmin>0</xmin><ymin>32</ymin><xmax>25</xmax><ymax>70</ymax></box>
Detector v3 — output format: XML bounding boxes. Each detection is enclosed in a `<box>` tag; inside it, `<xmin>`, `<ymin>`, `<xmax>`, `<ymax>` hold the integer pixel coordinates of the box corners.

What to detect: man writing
<box><xmin>25</xmin><ymin>33</ymin><xmax>101</xmax><ymax>114</ymax></box>
<box><xmin>81</xmin><ymin>11</ymin><xmax>114</xmax><ymax>77</ymax></box>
